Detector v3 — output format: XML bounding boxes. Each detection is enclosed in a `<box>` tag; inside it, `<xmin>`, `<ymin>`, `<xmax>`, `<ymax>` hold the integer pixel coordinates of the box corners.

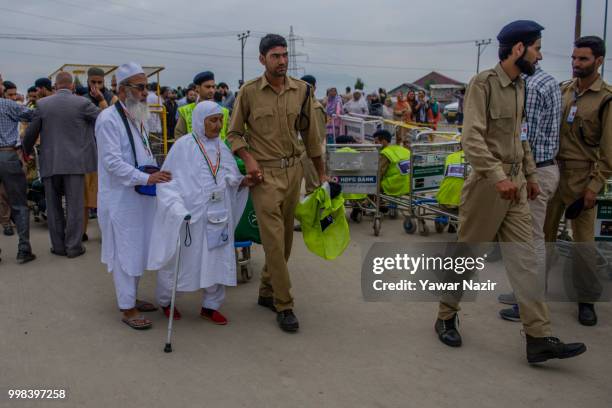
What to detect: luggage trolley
<box><xmin>331</xmin><ymin>114</ymin><xmax>383</xmax><ymax>143</ymax></box>
<box><xmin>326</xmin><ymin>144</ymin><xmax>384</xmax><ymax>235</ymax></box>
<box><xmin>380</xmin><ymin>130</ymin><xmax>462</xmax><ymax>236</ymax></box>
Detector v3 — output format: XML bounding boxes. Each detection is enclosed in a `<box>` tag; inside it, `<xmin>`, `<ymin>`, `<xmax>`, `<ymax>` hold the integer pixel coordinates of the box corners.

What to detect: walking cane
<box><xmin>164</xmin><ymin>214</ymin><xmax>191</xmax><ymax>353</ymax></box>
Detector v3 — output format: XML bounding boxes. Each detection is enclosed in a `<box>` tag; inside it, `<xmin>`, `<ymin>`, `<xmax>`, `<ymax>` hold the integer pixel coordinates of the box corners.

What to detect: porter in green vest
<box><xmin>175</xmin><ymin>71</ymin><xmax>230</xmax><ymax>138</ymax></box>
<box><xmin>436</xmin><ymin>150</ymin><xmax>466</xmax><ymax>207</ymax></box>
<box><xmin>374</xmin><ymin>129</ymin><xmax>411</xmax><ymax>197</ymax></box>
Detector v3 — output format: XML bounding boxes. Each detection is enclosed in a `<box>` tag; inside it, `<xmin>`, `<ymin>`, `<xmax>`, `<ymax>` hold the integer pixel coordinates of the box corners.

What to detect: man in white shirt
<box><xmin>95</xmin><ymin>62</ymin><xmax>172</xmax><ymax>330</ymax></box>
<box><xmin>343</xmin><ymin>90</ymin><xmax>368</xmax><ymax>115</ymax></box>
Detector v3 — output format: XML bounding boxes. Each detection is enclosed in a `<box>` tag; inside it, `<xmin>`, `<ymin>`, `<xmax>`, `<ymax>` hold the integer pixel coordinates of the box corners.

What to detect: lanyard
<box><xmin>192</xmin><ymin>133</ymin><xmax>221</xmax><ymax>184</ymax></box>
<box><xmin>120</xmin><ymin>102</ymin><xmax>152</xmax><ymax>157</ymax></box>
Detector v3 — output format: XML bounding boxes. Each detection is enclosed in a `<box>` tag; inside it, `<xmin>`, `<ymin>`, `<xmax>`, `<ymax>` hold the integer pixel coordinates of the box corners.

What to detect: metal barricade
<box><xmin>331</xmin><ymin>114</ymin><xmax>383</xmax><ymax>143</ymax></box>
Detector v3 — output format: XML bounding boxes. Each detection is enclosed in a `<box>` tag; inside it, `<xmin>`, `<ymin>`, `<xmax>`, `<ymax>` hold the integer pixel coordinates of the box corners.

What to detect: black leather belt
<box><xmin>536</xmin><ymin>159</ymin><xmax>556</xmax><ymax>168</ymax></box>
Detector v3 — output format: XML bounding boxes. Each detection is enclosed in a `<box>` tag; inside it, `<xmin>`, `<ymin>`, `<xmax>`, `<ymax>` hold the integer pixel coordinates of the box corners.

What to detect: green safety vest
<box><xmin>178</xmin><ymin>102</ymin><xmax>229</xmax><ymax>139</ymax></box>
<box><xmin>337</xmin><ymin>147</ymin><xmax>368</xmax><ymax>200</ymax></box>
<box><xmin>380</xmin><ymin>145</ymin><xmax>411</xmax><ymax>196</ymax></box>
<box><xmin>295</xmin><ymin>184</ymin><xmax>350</xmax><ymax>260</ymax></box>
<box><xmin>436</xmin><ymin>150</ymin><xmax>465</xmax><ymax>207</ymax></box>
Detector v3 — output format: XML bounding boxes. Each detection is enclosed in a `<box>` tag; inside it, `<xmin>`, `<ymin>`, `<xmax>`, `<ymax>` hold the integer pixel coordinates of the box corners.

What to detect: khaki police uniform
<box><xmin>544</xmin><ymin>76</ymin><xmax>612</xmax><ymax>242</ymax></box>
<box><xmin>543</xmin><ymin>76</ymin><xmax>611</xmax><ymax>302</ymax></box>
<box><xmin>301</xmin><ymin>98</ymin><xmax>326</xmax><ymax>194</ymax></box>
<box><xmin>438</xmin><ymin>63</ymin><xmax>552</xmax><ymax>338</ymax></box>
<box><xmin>227</xmin><ymin>75</ymin><xmax>322</xmax><ymax>312</ymax></box>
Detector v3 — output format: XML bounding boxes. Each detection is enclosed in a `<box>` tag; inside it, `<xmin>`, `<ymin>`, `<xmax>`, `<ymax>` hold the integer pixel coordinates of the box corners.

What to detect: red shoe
<box><xmin>200</xmin><ymin>308</ymin><xmax>227</xmax><ymax>325</ymax></box>
<box><xmin>161</xmin><ymin>305</ymin><xmax>181</xmax><ymax>320</ymax></box>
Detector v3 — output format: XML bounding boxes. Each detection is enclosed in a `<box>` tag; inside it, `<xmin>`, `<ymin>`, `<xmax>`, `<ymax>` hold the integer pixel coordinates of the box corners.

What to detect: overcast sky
<box><xmin>1</xmin><ymin>0</ymin><xmax>610</xmax><ymax>97</ymax></box>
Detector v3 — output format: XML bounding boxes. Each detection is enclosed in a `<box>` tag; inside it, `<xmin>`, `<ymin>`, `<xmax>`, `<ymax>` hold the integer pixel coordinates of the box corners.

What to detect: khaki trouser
<box><xmin>544</xmin><ymin>165</ymin><xmax>602</xmax><ymax>302</ymax></box>
<box><xmin>83</xmin><ymin>172</ymin><xmax>98</xmax><ymax>234</ymax></box>
<box><xmin>0</xmin><ymin>182</ymin><xmax>11</xmax><ymax>227</ymax></box>
<box><xmin>438</xmin><ymin>167</ymin><xmax>552</xmax><ymax>337</ymax></box>
<box><xmin>529</xmin><ymin>165</ymin><xmax>560</xmax><ymax>275</ymax></box>
<box><xmin>251</xmin><ymin>161</ymin><xmax>303</xmax><ymax>312</ymax></box>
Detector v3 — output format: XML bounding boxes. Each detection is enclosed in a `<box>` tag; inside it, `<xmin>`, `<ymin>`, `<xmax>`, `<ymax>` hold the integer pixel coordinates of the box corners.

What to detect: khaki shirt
<box><xmin>559</xmin><ymin>76</ymin><xmax>612</xmax><ymax>193</ymax></box>
<box><xmin>227</xmin><ymin>75</ymin><xmax>322</xmax><ymax>162</ymax></box>
<box><xmin>174</xmin><ymin>114</ymin><xmax>188</xmax><ymax>139</ymax></box>
<box><xmin>313</xmin><ymin>99</ymin><xmax>326</xmax><ymax>146</ymax></box>
<box><xmin>461</xmin><ymin>63</ymin><xmax>537</xmax><ymax>184</ymax></box>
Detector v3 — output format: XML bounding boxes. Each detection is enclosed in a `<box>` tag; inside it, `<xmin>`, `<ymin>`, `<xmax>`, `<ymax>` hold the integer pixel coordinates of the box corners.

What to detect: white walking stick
<box><xmin>164</xmin><ymin>214</ymin><xmax>191</xmax><ymax>353</ymax></box>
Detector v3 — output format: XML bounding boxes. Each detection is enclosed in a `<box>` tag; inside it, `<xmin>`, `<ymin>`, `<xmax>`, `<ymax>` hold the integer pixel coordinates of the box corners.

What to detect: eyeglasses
<box><xmin>125</xmin><ymin>83</ymin><xmax>147</xmax><ymax>92</ymax></box>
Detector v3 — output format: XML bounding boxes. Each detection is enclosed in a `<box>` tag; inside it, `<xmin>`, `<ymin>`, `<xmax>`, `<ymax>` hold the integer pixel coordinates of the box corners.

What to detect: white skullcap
<box><xmin>116</xmin><ymin>62</ymin><xmax>144</xmax><ymax>84</ymax></box>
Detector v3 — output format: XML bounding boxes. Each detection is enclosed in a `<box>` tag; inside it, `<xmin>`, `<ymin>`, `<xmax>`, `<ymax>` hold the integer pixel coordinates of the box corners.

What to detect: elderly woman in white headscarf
<box><xmin>148</xmin><ymin>101</ymin><xmax>251</xmax><ymax>325</ymax></box>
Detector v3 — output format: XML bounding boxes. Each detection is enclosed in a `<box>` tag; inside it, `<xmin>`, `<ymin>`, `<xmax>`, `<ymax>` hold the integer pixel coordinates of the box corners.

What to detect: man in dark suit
<box><xmin>23</xmin><ymin>72</ymin><xmax>100</xmax><ymax>258</ymax></box>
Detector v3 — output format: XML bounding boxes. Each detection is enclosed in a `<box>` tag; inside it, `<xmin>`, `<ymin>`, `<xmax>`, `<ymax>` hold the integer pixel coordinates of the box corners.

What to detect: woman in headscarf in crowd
<box><xmin>406</xmin><ymin>90</ymin><xmax>418</xmax><ymax>122</ymax></box>
<box><xmin>382</xmin><ymin>97</ymin><xmax>394</xmax><ymax>120</ymax></box>
<box><xmin>148</xmin><ymin>101</ymin><xmax>252</xmax><ymax>325</ymax></box>
<box><xmin>393</xmin><ymin>91</ymin><xmax>411</xmax><ymax>122</ymax></box>
<box><xmin>325</xmin><ymin>87</ymin><xmax>343</xmax><ymax>143</ymax></box>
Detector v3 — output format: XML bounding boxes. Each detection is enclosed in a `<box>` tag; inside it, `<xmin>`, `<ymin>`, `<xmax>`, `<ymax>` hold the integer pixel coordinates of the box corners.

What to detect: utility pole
<box><xmin>237</xmin><ymin>31</ymin><xmax>250</xmax><ymax>85</ymax></box>
<box><xmin>475</xmin><ymin>39</ymin><xmax>492</xmax><ymax>73</ymax></box>
<box><xmin>287</xmin><ymin>26</ymin><xmax>306</xmax><ymax>77</ymax></box>
<box><xmin>603</xmin><ymin>0</ymin><xmax>609</xmax><ymax>79</ymax></box>
<box><xmin>575</xmin><ymin>0</ymin><xmax>582</xmax><ymax>40</ymax></box>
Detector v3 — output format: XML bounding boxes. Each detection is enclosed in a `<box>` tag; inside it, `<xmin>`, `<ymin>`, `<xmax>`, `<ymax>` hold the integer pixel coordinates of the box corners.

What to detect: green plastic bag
<box><xmin>295</xmin><ymin>183</ymin><xmax>350</xmax><ymax>260</ymax></box>
<box><xmin>230</xmin><ymin>140</ymin><xmax>260</xmax><ymax>243</ymax></box>
<box><xmin>235</xmin><ymin>196</ymin><xmax>261</xmax><ymax>244</ymax></box>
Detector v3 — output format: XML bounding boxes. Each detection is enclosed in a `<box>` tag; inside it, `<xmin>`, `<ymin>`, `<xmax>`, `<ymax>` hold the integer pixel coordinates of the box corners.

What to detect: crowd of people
<box><xmin>0</xmin><ymin>22</ymin><xmax>610</xmax><ymax>365</ymax></box>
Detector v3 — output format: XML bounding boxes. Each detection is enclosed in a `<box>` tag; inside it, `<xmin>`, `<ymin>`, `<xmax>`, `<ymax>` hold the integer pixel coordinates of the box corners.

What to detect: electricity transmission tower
<box><xmin>287</xmin><ymin>26</ymin><xmax>307</xmax><ymax>77</ymax></box>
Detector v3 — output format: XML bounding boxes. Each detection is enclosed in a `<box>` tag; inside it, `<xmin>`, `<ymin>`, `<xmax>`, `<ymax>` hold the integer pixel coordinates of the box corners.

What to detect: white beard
<box><xmin>125</xmin><ymin>94</ymin><xmax>150</xmax><ymax>124</ymax></box>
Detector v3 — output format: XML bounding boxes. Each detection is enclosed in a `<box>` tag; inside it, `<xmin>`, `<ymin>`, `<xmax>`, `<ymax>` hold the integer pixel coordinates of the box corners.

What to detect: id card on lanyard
<box><xmin>567</xmin><ymin>91</ymin><xmax>579</xmax><ymax>124</ymax></box>
<box><xmin>192</xmin><ymin>133</ymin><xmax>221</xmax><ymax>185</ymax></box>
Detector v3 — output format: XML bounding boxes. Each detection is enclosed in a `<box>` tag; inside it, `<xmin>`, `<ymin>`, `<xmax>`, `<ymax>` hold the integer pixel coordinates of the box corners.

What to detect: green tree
<box><xmin>354</xmin><ymin>78</ymin><xmax>365</xmax><ymax>90</ymax></box>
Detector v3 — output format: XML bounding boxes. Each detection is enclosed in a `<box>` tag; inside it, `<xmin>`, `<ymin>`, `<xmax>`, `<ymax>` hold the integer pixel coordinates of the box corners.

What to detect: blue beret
<box><xmin>300</xmin><ymin>74</ymin><xmax>316</xmax><ymax>86</ymax></box>
<box><xmin>497</xmin><ymin>20</ymin><xmax>544</xmax><ymax>46</ymax></box>
<box><xmin>34</xmin><ymin>77</ymin><xmax>52</xmax><ymax>89</ymax></box>
<box><xmin>193</xmin><ymin>71</ymin><xmax>214</xmax><ymax>85</ymax></box>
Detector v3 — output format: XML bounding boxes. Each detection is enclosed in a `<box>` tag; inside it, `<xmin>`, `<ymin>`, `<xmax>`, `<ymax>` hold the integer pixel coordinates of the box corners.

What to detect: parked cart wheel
<box><xmin>389</xmin><ymin>207</ymin><xmax>398</xmax><ymax>219</ymax></box>
<box><xmin>435</xmin><ymin>221</ymin><xmax>446</xmax><ymax>233</ymax></box>
<box><xmin>373</xmin><ymin>217</ymin><xmax>381</xmax><ymax>236</ymax></box>
<box><xmin>403</xmin><ymin>217</ymin><xmax>416</xmax><ymax>234</ymax></box>
<box><xmin>240</xmin><ymin>264</ymin><xmax>252</xmax><ymax>282</ymax></box>
<box><xmin>350</xmin><ymin>208</ymin><xmax>363</xmax><ymax>223</ymax></box>
<box><xmin>419</xmin><ymin>220</ymin><xmax>430</xmax><ymax>236</ymax></box>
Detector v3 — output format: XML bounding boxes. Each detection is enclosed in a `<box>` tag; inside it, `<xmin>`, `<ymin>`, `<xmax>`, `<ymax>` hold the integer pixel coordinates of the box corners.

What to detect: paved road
<box><xmin>1</xmin><ymin>215</ymin><xmax>610</xmax><ymax>408</ymax></box>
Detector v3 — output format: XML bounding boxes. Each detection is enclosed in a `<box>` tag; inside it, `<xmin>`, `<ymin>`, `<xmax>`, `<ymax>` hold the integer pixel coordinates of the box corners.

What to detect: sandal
<box><xmin>135</xmin><ymin>300</ymin><xmax>158</xmax><ymax>313</ymax></box>
<box><xmin>121</xmin><ymin>314</ymin><xmax>153</xmax><ymax>330</ymax></box>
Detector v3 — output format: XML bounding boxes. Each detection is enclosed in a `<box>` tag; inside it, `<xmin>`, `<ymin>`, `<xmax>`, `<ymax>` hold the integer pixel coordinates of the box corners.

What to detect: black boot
<box><xmin>277</xmin><ymin>309</ymin><xmax>299</xmax><ymax>332</ymax></box>
<box><xmin>578</xmin><ymin>303</ymin><xmax>597</xmax><ymax>326</ymax></box>
<box><xmin>257</xmin><ymin>296</ymin><xmax>276</xmax><ymax>312</ymax></box>
<box><xmin>525</xmin><ymin>335</ymin><xmax>586</xmax><ymax>364</ymax></box>
<box><xmin>435</xmin><ymin>314</ymin><xmax>462</xmax><ymax>347</ymax></box>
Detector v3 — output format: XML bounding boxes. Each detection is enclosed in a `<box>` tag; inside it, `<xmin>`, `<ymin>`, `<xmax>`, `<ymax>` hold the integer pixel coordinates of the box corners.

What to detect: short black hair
<box><xmin>218</xmin><ymin>82</ymin><xmax>228</xmax><ymax>89</ymax></box>
<box><xmin>27</xmin><ymin>86</ymin><xmax>37</xmax><ymax>94</ymax></box>
<box><xmin>346</xmin><ymin>86</ymin><xmax>351</xmax><ymax>92</ymax></box>
<box><xmin>373</xmin><ymin>129</ymin><xmax>392</xmax><ymax>143</ymax></box>
<box><xmin>498</xmin><ymin>36</ymin><xmax>539</xmax><ymax>61</ymax></box>
<box><xmin>148</xmin><ymin>82</ymin><xmax>158</xmax><ymax>91</ymax></box>
<box><xmin>2</xmin><ymin>81</ymin><xmax>16</xmax><ymax>91</ymax></box>
<box><xmin>575</xmin><ymin>36</ymin><xmax>606</xmax><ymax>58</ymax></box>
<box><xmin>187</xmin><ymin>83</ymin><xmax>196</xmax><ymax>91</ymax></box>
<box><xmin>259</xmin><ymin>34</ymin><xmax>287</xmax><ymax>56</ymax></box>
<box><xmin>213</xmin><ymin>91</ymin><xmax>223</xmax><ymax>103</ymax></box>
<box><xmin>160</xmin><ymin>86</ymin><xmax>169</xmax><ymax>95</ymax></box>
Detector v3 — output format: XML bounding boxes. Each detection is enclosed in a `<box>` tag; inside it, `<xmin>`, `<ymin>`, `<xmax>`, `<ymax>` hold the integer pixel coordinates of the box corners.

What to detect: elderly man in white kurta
<box><xmin>148</xmin><ymin>101</ymin><xmax>250</xmax><ymax>325</ymax></box>
<box><xmin>96</xmin><ymin>62</ymin><xmax>172</xmax><ymax>330</ymax></box>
